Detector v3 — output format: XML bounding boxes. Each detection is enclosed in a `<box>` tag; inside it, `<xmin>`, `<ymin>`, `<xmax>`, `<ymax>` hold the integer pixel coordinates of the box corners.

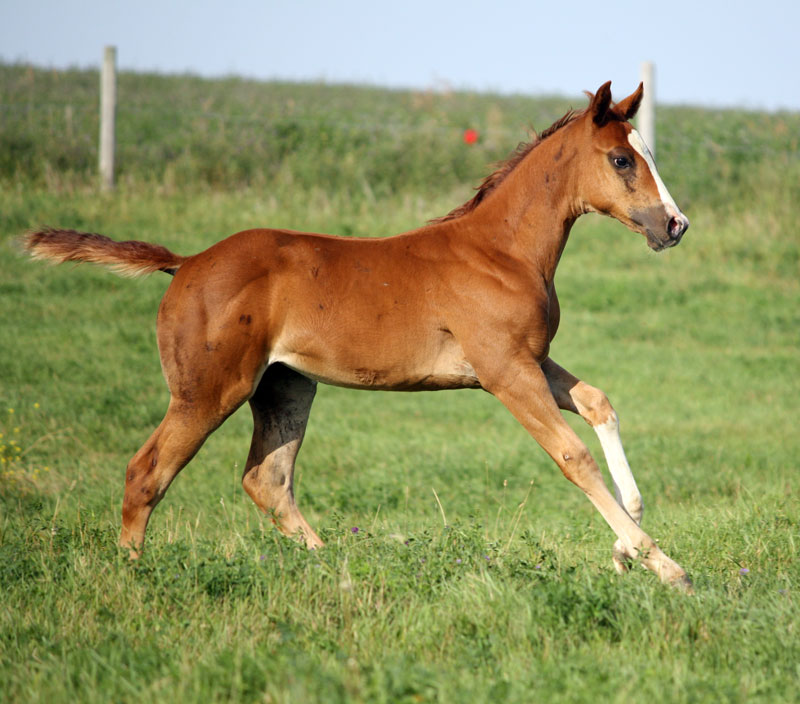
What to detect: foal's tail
<box><xmin>22</xmin><ymin>227</ymin><xmax>186</xmax><ymax>277</ymax></box>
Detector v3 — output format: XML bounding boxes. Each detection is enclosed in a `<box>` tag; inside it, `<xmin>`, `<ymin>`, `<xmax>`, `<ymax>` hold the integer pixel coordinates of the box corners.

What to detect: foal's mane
<box><xmin>430</xmin><ymin>108</ymin><xmax>585</xmax><ymax>224</ymax></box>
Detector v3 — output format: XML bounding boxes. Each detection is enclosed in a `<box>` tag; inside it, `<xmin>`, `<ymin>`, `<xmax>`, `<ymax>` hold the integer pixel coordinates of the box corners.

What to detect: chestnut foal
<box><xmin>25</xmin><ymin>82</ymin><xmax>691</xmax><ymax>588</ymax></box>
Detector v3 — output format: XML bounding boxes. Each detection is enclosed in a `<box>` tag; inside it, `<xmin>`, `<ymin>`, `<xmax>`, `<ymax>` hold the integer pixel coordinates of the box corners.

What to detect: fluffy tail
<box><xmin>22</xmin><ymin>227</ymin><xmax>186</xmax><ymax>277</ymax></box>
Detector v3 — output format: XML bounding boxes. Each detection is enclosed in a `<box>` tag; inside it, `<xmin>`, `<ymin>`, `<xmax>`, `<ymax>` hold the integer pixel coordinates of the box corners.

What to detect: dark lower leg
<box><xmin>242</xmin><ymin>364</ymin><xmax>322</xmax><ymax>548</ymax></box>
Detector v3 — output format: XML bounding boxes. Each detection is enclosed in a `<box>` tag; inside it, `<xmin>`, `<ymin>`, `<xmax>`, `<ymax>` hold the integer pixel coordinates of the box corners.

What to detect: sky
<box><xmin>2</xmin><ymin>0</ymin><xmax>799</xmax><ymax>111</ymax></box>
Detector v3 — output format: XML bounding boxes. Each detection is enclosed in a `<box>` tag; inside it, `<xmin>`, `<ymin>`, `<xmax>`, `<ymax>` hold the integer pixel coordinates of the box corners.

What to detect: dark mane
<box><xmin>430</xmin><ymin>108</ymin><xmax>584</xmax><ymax>224</ymax></box>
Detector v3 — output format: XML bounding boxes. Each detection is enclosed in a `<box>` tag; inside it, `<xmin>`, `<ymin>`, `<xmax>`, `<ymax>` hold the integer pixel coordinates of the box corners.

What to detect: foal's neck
<box><xmin>471</xmin><ymin>126</ymin><xmax>584</xmax><ymax>283</ymax></box>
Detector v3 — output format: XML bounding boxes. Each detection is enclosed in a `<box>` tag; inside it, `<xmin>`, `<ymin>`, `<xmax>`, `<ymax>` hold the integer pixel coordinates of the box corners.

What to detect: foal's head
<box><xmin>578</xmin><ymin>82</ymin><xmax>689</xmax><ymax>251</ymax></box>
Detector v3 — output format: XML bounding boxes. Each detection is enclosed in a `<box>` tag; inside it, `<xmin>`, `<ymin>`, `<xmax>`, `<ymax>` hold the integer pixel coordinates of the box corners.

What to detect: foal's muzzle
<box><xmin>639</xmin><ymin>210</ymin><xmax>690</xmax><ymax>251</ymax></box>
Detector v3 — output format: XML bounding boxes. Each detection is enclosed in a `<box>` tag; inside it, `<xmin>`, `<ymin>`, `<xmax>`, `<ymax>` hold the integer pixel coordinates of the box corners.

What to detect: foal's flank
<box><xmin>23</xmin><ymin>82</ymin><xmax>692</xmax><ymax>589</ymax></box>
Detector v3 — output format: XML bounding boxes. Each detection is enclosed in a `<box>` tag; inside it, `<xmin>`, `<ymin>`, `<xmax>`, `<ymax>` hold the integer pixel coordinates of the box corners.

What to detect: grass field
<box><xmin>1</xmin><ymin>64</ymin><xmax>799</xmax><ymax>703</ymax></box>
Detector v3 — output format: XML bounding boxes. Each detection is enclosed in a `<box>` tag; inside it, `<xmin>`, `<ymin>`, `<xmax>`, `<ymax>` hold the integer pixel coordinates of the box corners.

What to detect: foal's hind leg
<box><xmin>543</xmin><ymin>358</ymin><xmax>646</xmax><ymax>574</ymax></box>
<box><xmin>242</xmin><ymin>364</ymin><xmax>323</xmax><ymax>549</ymax></box>
<box><xmin>120</xmin><ymin>399</ymin><xmax>226</xmax><ymax>558</ymax></box>
<box><xmin>120</xmin><ymin>362</ymin><xmax>258</xmax><ymax>557</ymax></box>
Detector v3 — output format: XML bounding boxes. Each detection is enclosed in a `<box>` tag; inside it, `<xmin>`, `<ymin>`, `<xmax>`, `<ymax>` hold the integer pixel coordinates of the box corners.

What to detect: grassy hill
<box><xmin>3</xmin><ymin>63</ymin><xmax>799</xmax><ymax>211</ymax></box>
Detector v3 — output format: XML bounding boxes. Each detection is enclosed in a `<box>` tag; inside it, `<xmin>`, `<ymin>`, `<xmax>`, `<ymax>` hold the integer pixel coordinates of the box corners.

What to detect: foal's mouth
<box><xmin>645</xmin><ymin>231</ymin><xmax>682</xmax><ymax>252</ymax></box>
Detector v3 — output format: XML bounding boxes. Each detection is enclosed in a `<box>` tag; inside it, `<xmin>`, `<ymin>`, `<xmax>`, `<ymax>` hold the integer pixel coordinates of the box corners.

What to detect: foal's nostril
<box><xmin>668</xmin><ymin>215</ymin><xmax>689</xmax><ymax>240</ymax></box>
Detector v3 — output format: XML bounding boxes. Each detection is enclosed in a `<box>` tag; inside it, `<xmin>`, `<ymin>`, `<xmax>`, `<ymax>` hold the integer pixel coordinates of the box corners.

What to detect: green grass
<box><xmin>1</xmin><ymin>64</ymin><xmax>799</xmax><ymax>703</ymax></box>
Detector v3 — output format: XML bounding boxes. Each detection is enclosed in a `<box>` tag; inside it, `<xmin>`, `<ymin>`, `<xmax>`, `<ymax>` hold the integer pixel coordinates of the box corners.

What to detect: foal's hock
<box><xmin>24</xmin><ymin>82</ymin><xmax>692</xmax><ymax>589</ymax></box>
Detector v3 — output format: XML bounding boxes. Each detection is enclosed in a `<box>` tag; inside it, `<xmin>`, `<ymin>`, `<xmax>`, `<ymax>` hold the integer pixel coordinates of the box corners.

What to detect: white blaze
<box><xmin>627</xmin><ymin>129</ymin><xmax>682</xmax><ymax>217</ymax></box>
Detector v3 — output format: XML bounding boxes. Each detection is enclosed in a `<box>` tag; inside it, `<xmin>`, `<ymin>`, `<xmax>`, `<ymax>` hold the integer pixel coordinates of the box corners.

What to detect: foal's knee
<box><xmin>558</xmin><ymin>445</ymin><xmax>602</xmax><ymax>487</ymax></box>
<box><xmin>580</xmin><ymin>385</ymin><xmax>616</xmax><ymax>428</ymax></box>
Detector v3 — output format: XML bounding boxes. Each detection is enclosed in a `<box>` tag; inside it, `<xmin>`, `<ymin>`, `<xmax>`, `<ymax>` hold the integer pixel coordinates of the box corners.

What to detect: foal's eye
<box><xmin>613</xmin><ymin>155</ymin><xmax>631</xmax><ymax>169</ymax></box>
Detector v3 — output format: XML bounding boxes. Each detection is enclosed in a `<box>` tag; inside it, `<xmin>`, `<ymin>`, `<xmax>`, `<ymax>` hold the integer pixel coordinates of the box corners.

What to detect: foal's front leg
<box><xmin>542</xmin><ymin>358</ymin><xmax>644</xmax><ymax>573</ymax></box>
<box><xmin>478</xmin><ymin>357</ymin><xmax>690</xmax><ymax>589</ymax></box>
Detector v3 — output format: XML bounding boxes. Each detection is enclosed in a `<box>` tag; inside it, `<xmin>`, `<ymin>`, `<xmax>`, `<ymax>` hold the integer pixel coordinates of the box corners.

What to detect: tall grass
<box><xmin>1</xmin><ymin>63</ymin><xmax>799</xmax><ymax>703</ymax></box>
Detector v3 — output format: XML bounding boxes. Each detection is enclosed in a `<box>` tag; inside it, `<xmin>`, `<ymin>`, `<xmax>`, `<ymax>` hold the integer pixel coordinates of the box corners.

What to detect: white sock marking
<box><xmin>594</xmin><ymin>416</ymin><xmax>643</xmax><ymax>524</ymax></box>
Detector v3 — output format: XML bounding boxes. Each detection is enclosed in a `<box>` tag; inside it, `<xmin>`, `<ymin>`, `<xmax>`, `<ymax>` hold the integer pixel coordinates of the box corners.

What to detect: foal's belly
<box><xmin>270</xmin><ymin>335</ymin><xmax>482</xmax><ymax>392</ymax></box>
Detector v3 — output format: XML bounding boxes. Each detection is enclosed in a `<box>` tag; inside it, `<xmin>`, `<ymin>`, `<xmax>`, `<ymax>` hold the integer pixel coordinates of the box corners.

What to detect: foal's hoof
<box><xmin>612</xmin><ymin>539</ymin><xmax>634</xmax><ymax>575</ymax></box>
<box><xmin>120</xmin><ymin>540</ymin><xmax>142</xmax><ymax>561</ymax></box>
<box><xmin>668</xmin><ymin>573</ymin><xmax>694</xmax><ymax>594</ymax></box>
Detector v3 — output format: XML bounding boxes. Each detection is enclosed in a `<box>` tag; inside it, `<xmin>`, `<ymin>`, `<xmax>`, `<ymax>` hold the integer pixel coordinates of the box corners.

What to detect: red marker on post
<box><xmin>463</xmin><ymin>128</ymin><xmax>479</xmax><ymax>145</ymax></box>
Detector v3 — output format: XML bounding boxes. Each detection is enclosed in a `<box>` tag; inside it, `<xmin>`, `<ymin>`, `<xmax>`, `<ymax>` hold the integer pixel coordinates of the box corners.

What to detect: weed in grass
<box><xmin>0</xmin><ymin>403</ymin><xmax>54</xmax><ymax>497</ymax></box>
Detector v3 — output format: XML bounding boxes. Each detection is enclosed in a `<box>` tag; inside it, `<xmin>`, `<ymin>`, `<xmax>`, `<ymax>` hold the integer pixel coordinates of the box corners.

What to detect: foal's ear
<box><xmin>590</xmin><ymin>81</ymin><xmax>613</xmax><ymax>126</ymax></box>
<box><xmin>615</xmin><ymin>83</ymin><xmax>644</xmax><ymax>120</ymax></box>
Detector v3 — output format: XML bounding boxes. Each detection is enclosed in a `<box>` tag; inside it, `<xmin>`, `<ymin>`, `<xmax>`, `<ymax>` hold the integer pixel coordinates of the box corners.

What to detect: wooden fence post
<box><xmin>99</xmin><ymin>46</ymin><xmax>117</xmax><ymax>191</ymax></box>
<box><xmin>639</xmin><ymin>61</ymin><xmax>656</xmax><ymax>158</ymax></box>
